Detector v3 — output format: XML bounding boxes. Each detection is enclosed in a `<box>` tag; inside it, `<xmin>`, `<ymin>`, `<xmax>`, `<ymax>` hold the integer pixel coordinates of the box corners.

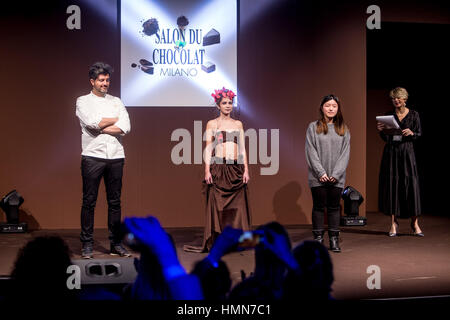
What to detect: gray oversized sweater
<box><xmin>305</xmin><ymin>121</ymin><xmax>350</xmax><ymax>188</ymax></box>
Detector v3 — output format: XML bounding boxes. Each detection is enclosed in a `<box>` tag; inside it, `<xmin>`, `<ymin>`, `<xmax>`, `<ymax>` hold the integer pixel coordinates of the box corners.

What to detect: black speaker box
<box><xmin>340</xmin><ymin>216</ymin><xmax>367</xmax><ymax>226</ymax></box>
<box><xmin>0</xmin><ymin>222</ymin><xmax>27</xmax><ymax>233</ymax></box>
<box><xmin>72</xmin><ymin>258</ymin><xmax>137</xmax><ymax>285</ymax></box>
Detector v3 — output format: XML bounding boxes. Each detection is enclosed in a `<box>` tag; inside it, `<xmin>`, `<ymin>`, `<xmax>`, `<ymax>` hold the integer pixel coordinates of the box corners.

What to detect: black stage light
<box><xmin>340</xmin><ymin>186</ymin><xmax>366</xmax><ymax>226</ymax></box>
<box><xmin>0</xmin><ymin>190</ymin><xmax>27</xmax><ymax>233</ymax></box>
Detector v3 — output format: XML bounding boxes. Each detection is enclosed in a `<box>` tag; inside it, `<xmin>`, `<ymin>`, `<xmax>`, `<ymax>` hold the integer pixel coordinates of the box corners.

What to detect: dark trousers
<box><xmin>311</xmin><ymin>186</ymin><xmax>342</xmax><ymax>232</ymax></box>
<box><xmin>80</xmin><ymin>156</ymin><xmax>124</xmax><ymax>245</ymax></box>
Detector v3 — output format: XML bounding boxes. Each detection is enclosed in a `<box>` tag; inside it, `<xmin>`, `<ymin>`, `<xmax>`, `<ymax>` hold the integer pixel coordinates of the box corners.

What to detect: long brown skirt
<box><xmin>184</xmin><ymin>161</ymin><xmax>251</xmax><ymax>253</ymax></box>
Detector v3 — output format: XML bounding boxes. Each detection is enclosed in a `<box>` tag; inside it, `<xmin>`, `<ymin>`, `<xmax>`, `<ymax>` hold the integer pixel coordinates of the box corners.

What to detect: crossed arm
<box><xmin>76</xmin><ymin>96</ymin><xmax>131</xmax><ymax>137</ymax></box>
<box><xmin>100</xmin><ymin>119</ymin><xmax>124</xmax><ymax>135</ymax></box>
<box><xmin>100</xmin><ymin>102</ymin><xmax>131</xmax><ymax>136</ymax></box>
<box><xmin>97</xmin><ymin>117</ymin><xmax>121</xmax><ymax>135</ymax></box>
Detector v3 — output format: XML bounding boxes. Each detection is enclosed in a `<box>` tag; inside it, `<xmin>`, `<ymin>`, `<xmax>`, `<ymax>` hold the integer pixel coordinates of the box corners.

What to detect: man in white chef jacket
<box><xmin>76</xmin><ymin>62</ymin><xmax>131</xmax><ymax>259</ymax></box>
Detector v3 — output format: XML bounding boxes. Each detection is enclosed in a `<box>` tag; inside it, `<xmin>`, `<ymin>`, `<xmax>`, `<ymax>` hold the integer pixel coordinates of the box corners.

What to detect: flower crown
<box><xmin>211</xmin><ymin>87</ymin><xmax>236</xmax><ymax>103</ymax></box>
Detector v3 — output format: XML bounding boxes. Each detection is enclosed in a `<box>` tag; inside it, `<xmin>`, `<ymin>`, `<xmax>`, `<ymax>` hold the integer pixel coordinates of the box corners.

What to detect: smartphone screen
<box><xmin>238</xmin><ymin>231</ymin><xmax>261</xmax><ymax>248</ymax></box>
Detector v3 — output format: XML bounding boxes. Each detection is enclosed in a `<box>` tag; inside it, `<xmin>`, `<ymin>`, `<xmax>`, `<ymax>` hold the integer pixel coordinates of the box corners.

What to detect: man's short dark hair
<box><xmin>89</xmin><ymin>62</ymin><xmax>113</xmax><ymax>80</ymax></box>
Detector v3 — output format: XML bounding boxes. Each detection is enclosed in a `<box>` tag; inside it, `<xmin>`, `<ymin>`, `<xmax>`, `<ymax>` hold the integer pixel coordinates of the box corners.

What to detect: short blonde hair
<box><xmin>389</xmin><ymin>87</ymin><xmax>409</xmax><ymax>100</ymax></box>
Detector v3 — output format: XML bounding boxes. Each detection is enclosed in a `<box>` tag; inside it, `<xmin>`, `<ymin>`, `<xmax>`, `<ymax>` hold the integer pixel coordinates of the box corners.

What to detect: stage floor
<box><xmin>1</xmin><ymin>212</ymin><xmax>449</xmax><ymax>300</ymax></box>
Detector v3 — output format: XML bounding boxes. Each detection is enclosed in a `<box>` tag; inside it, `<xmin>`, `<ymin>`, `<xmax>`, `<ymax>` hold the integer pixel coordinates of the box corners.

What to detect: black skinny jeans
<box><xmin>311</xmin><ymin>185</ymin><xmax>342</xmax><ymax>232</ymax></box>
<box><xmin>80</xmin><ymin>156</ymin><xmax>124</xmax><ymax>245</ymax></box>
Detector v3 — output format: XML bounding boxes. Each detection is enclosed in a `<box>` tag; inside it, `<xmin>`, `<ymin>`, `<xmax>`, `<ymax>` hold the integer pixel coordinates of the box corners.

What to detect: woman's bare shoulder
<box><xmin>206</xmin><ymin>119</ymin><xmax>218</xmax><ymax>129</ymax></box>
<box><xmin>233</xmin><ymin>119</ymin><xmax>244</xmax><ymax>129</ymax></box>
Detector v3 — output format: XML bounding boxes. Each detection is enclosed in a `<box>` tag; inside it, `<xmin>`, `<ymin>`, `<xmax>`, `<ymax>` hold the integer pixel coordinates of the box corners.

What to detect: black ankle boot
<box><xmin>312</xmin><ymin>230</ymin><xmax>325</xmax><ymax>244</ymax></box>
<box><xmin>328</xmin><ymin>230</ymin><xmax>341</xmax><ymax>253</ymax></box>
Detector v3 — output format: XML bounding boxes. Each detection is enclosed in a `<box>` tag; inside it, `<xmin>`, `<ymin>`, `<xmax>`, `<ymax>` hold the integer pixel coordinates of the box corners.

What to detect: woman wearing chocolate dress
<box><xmin>377</xmin><ymin>87</ymin><xmax>424</xmax><ymax>237</ymax></box>
<box><xmin>184</xmin><ymin>88</ymin><xmax>251</xmax><ymax>252</ymax></box>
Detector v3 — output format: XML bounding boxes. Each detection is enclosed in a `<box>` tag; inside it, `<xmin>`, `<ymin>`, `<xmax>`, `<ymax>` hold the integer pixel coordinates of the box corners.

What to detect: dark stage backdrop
<box><xmin>0</xmin><ymin>0</ymin><xmax>448</xmax><ymax>229</ymax></box>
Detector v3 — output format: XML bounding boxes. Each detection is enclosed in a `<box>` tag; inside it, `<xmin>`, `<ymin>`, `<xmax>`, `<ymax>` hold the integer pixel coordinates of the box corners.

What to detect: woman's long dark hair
<box><xmin>316</xmin><ymin>94</ymin><xmax>347</xmax><ymax>136</ymax></box>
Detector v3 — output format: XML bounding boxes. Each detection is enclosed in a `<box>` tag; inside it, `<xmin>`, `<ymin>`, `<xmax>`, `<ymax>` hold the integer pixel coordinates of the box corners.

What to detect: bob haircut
<box><xmin>389</xmin><ymin>87</ymin><xmax>408</xmax><ymax>100</ymax></box>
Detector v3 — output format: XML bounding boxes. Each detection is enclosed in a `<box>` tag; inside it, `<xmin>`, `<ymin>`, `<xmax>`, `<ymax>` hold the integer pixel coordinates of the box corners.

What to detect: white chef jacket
<box><xmin>76</xmin><ymin>92</ymin><xmax>131</xmax><ymax>159</ymax></box>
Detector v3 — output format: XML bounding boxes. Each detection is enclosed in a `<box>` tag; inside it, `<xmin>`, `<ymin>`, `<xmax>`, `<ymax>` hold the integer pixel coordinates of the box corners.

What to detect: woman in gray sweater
<box><xmin>305</xmin><ymin>94</ymin><xmax>350</xmax><ymax>252</ymax></box>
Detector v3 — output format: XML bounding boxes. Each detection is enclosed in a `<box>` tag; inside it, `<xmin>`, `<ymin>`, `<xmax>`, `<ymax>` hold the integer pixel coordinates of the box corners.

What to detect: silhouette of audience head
<box><xmin>254</xmin><ymin>221</ymin><xmax>292</xmax><ymax>270</ymax></box>
<box><xmin>191</xmin><ymin>258</ymin><xmax>231</xmax><ymax>300</ymax></box>
<box><xmin>284</xmin><ymin>240</ymin><xmax>334</xmax><ymax>300</ymax></box>
<box><xmin>229</xmin><ymin>221</ymin><xmax>292</xmax><ymax>300</ymax></box>
<box><xmin>9</xmin><ymin>235</ymin><xmax>75</xmax><ymax>300</ymax></box>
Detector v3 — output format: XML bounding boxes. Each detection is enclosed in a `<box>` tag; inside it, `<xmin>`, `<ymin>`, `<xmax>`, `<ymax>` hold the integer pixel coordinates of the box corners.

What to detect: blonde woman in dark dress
<box><xmin>377</xmin><ymin>87</ymin><xmax>424</xmax><ymax>237</ymax></box>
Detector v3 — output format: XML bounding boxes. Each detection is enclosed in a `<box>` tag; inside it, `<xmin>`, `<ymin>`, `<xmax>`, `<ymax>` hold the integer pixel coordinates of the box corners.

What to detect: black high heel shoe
<box><xmin>389</xmin><ymin>221</ymin><xmax>399</xmax><ymax>237</ymax></box>
<box><xmin>411</xmin><ymin>223</ymin><xmax>424</xmax><ymax>237</ymax></box>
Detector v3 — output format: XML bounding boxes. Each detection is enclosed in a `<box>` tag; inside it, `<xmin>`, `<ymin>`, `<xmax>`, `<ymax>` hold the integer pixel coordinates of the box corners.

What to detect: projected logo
<box><xmin>131</xmin><ymin>16</ymin><xmax>220</xmax><ymax>77</ymax></box>
<box><xmin>121</xmin><ymin>0</ymin><xmax>237</xmax><ymax>107</ymax></box>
